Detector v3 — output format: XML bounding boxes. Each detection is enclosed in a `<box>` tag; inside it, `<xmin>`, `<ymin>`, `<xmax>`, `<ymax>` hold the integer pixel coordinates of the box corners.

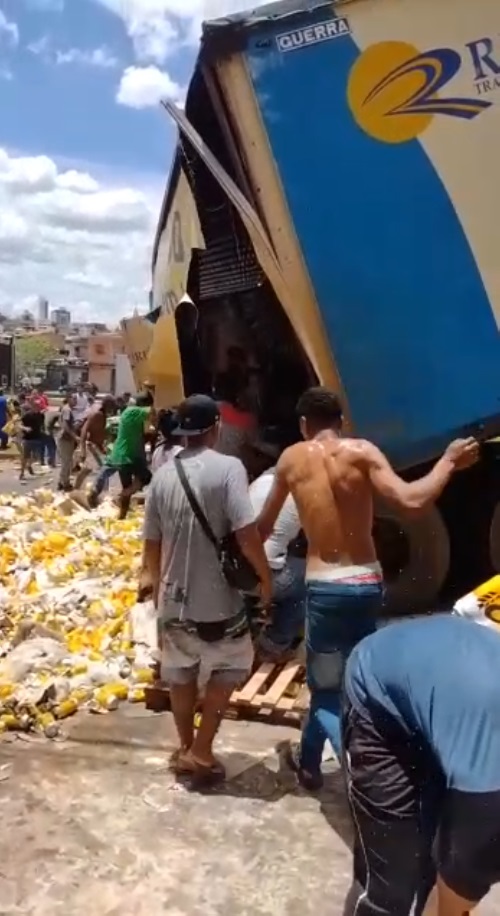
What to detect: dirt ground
<box><xmin>0</xmin><ymin>706</ymin><xmax>499</xmax><ymax>915</ymax></box>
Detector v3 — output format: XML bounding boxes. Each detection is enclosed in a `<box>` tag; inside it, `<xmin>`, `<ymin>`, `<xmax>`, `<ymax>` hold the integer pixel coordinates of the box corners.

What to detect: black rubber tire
<box><xmin>374</xmin><ymin>503</ymin><xmax>450</xmax><ymax>615</ymax></box>
<box><xmin>488</xmin><ymin>501</ymin><xmax>500</xmax><ymax>574</ymax></box>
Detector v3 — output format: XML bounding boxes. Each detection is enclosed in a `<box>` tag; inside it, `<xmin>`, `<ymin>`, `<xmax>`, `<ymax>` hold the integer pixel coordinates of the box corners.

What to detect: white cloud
<box><xmin>94</xmin><ymin>0</ymin><xmax>183</xmax><ymax>62</ymax></box>
<box><xmin>29</xmin><ymin>35</ymin><xmax>118</xmax><ymax>68</ymax></box>
<box><xmin>27</xmin><ymin>35</ymin><xmax>51</xmax><ymax>57</ymax></box>
<box><xmin>56</xmin><ymin>170</ymin><xmax>99</xmax><ymax>194</ymax></box>
<box><xmin>93</xmin><ymin>0</ymin><xmax>269</xmax><ymax>64</ymax></box>
<box><xmin>64</xmin><ymin>270</ymin><xmax>114</xmax><ymax>289</ymax></box>
<box><xmin>91</xmin><ymin>1</ymin><xmax>269</xmax><ymax>116</ymax></box>
<box><xmin>55</xmin><ymin>46</ymin><xmax>118</xmax><ymax>68</ymax></box>
<box><xmin>0</xmin><ymin>148</ymin><xmax>158</xmax><ymax>321</ymax></box>
<box><xmin>116</xmin><ymin>64</ymin><xmax>183</xmax><ymax>108</ymax></box>
<box><xmin>0</xmin><ymin>10</ymin><xmax>19</xmax><ymax>46</ymax></box>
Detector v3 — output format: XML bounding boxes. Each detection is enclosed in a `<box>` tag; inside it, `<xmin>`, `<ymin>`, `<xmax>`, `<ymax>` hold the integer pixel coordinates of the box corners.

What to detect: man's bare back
<box><xmin>276</xmin><ymin>438</ymin><xmax>376</xmax><ymax>573</ymax></box>
<box><xmin>257</xmin><ymin>430</ymin><xmax>479</xmax><ymax>577</ymax></box>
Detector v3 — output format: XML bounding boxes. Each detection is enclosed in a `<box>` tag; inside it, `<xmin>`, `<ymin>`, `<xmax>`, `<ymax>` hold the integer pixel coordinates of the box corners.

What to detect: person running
<box><xmin>342</xmin><ymin>614</ymin><xmax>500</xmax><ymax>916</ymax></box>
<box><xmin>74</xmin><ymin>396</ymin><xmax>116</xmax><ymax>489</ymax></box>
<box><xmin>107</xmin><ymin>392</ymin><xmax>154</xmax><ymax>518</ymax></box>
<box><xmin>85</xmin><ymin>414</ymin><xmax>120</xmax><ymax>507</ymax></box>
<box><xmin>257</xmin><ymin>386</ymin><xmax>479</xmax><ymax>788</ymax></box>
<box><xmin>57</xmin><ymin>394</ymin><xmax>79</xmax><ymax>491</ymax></box>
<box><xmin>19</xmin><ymin>398</ymin><xmax>44</xmax><ymax>482</ymax></box>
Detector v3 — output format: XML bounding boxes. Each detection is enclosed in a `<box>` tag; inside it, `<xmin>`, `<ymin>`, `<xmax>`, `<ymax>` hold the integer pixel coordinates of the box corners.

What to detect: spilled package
<box><xmin>453</xmin><ymin>575</ymin><xmax>500</xmax><ymax>630</ymax></box>
<box><xmin>0</xmin><ymin>490</ymin><xmax>158</xmax><ymax>738</ymax></box>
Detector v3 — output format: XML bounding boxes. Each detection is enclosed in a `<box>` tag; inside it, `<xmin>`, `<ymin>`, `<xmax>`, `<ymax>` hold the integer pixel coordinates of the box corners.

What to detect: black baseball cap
<box><xmin>172</xmin><ymin>394</ymin><xmax>220</xmax><ymax>436</ymax></box>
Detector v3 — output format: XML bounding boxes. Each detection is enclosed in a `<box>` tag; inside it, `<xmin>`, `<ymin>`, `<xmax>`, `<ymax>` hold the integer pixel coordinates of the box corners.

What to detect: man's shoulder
<box><xmin>278</xmin><ymin>441</ymin><xmax>307</xmax><ymax>469</ymax></box>
<box><xmin>201</xmin><ymin>449</ymin><xmax>244</xmax><ymax>471</ymax></box>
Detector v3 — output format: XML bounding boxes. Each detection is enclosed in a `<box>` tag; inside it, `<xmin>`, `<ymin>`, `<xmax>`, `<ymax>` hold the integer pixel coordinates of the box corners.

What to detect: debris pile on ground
<box><xmin>0</xmin><ymin>490</ymin><xmax>156</xmax><ymax>738</ymax></box>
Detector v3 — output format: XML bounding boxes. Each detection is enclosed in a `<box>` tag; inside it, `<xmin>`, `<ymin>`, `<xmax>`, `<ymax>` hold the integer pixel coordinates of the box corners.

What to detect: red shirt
<box><xmin>32</xmin><ymin>394</ymin><xmax>49</xmax><ymax>412</ymax></box>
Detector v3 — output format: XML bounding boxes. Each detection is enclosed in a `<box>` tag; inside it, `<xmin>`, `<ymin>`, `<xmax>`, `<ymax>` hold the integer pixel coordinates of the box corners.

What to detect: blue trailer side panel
<box><xmin>242</xmin><ymin>1</ymin><xmax>500</xmax><ymax>465</ymax></box>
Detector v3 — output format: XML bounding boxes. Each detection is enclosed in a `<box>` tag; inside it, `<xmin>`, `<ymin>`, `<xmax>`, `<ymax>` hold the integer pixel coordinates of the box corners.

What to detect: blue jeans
<box><xmin>299</xmin><ymin>579</ymin><xmax>383</xmax><ymax>774</ymax></box>
<box><xmin>258</xmin><ymin>556</ymin><xmax>306</xmax><ymax>657</ymax></box>
<box><xmin>94</xmin><ymin>464</ymin><xmax>115</xmax><ymax>496</ymax></box>
<box><xmin>42</xmin><ymin>433</ymin><xmax>57</xmax><ymax>466</ymax></box>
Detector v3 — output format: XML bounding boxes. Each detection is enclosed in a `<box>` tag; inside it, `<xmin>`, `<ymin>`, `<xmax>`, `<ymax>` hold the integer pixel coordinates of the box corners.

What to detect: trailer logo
<box><xmin>348</xmin><ymin>41</ymin><xmax>491</xmax><ymax>144</ymax></box>
<box><xmin>276</xmin><ymin>17</ymin><xmax>351</xmax><ymax>53</ymax></box>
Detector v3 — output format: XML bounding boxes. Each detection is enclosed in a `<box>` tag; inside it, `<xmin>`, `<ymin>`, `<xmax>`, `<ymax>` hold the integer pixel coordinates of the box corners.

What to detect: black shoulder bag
<box><xmin>174</xmin><ymin>456</ymin><xmax>260</xmax><ymax>593</ymax></box>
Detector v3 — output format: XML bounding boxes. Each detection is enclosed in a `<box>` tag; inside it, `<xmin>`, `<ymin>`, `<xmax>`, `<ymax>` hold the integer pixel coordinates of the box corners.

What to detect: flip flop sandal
<box><xmin>189</xmin><ymin>759</ymin><xmax>226</xmax><ymax>787</ymax></box>
<box><xmin>168</xmin><ymin>749</ymin><xmax>195</xmax><ymax>775</ymax></box>
<box><xmin>171</xmin><ymin>747</ymin><xmax>227</xmax><ymax>784</ymax></box>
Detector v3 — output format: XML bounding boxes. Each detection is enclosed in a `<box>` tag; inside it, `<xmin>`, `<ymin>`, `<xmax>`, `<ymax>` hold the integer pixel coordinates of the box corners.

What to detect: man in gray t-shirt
<box><xmin>145</xmin><ymin>447</ymin><xmax>255</xmax><ymax>624</ymax></box>
<box><xmin>143</xmin><ymin>394</ymin><xmax>271</xmax><ymax>785</ymax></box>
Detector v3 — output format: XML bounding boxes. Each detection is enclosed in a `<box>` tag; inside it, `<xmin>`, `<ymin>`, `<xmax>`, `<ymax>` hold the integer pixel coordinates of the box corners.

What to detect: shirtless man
<box><xmin>74</xmin><ymin>396</ymin><xmax>116</xmax><ymax>489</ymax></box>
<box><xmin>257</xmin><ymin>387</ymin><xmax>479</xmax><ymax>789</ymax></box>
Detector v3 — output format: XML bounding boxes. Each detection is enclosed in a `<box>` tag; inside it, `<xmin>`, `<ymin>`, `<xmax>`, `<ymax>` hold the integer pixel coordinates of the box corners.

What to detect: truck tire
<box><xmin>373</xmin><ymin>504</ymin><xmax>450</xmax><ymax>615</ymax></box>
<box><xmin>488</xmin><ymin>501</ymin><xmax>500</xmax><ymax>574</ymax></box>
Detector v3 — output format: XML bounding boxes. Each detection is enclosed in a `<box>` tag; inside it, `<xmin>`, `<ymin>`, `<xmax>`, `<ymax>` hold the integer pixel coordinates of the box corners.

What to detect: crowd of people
<box><xmin>140</xmin><ymin>386</ymin><xmax>500</xmax><ymax>916</ymax></box>
<box><xmin>2</xmin><ymin>377</ymin><xmax>500</xmax><ymax>913</ymax></box>
<box><xmin>0</xmin><ymin>384</ymin><xmax>160</xmax><ymax>517</ymax></box>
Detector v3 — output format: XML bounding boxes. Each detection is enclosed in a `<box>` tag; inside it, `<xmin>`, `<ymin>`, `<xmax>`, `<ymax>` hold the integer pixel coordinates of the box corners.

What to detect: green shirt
<box><xmin>109</xmin><ymin>406</ymin><xmax>150</xmax><ymax>466</ymax></box>
<box><xmin>104</xmin><ymin>417</ymin><xmax>120</xmax><ymax>465</ymax></box>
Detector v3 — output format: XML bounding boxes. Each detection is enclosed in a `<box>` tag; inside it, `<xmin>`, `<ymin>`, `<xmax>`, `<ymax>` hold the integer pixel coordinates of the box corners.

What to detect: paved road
<box><xmin>0</xmin><ymin>461</ymin><xmax>57</xmax><ymax>496</ymax></box>
<box><xmin>0</xmin><ymin>709</ymin><xmax>498</xmax><ymax>915</ymax></box>
<box><xmin>0</xmin><ymin>463</ymin><xmax>498</xmax><ymax>914</ymax></box>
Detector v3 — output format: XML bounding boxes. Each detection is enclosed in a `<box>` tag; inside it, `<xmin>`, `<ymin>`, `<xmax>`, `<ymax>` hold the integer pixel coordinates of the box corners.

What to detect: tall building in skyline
<box><xmin>38</xmin><ymin>296</ymin><xmax>49</xmax><ymax>323</ymax></box>
<box><xmin>51</xmin><ymin>307</ymin><xmax>71</xmax><ymax>328</ymax></box>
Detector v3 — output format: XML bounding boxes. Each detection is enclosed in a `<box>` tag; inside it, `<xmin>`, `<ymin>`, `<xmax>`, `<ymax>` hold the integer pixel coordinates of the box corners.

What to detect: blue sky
<box><xmin>0</xmin><ymin>0</ymin><xmax>257</xmax><ymax>321</ymax></box>
<box><xmin>0</xmin><ymin>0</ymin><xmax>193</xmax><ymax>178</ymax></box>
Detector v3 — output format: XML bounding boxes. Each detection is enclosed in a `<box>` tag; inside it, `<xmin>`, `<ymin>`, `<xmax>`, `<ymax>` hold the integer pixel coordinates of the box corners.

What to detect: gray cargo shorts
<box><xmin>161</xmin><ymin>626</ymin><xmax>253</xmax><ymax>687</ymax></box>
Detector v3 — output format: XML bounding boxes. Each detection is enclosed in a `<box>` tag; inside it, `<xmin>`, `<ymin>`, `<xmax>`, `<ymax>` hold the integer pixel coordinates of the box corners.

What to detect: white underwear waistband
<box><xmin>306</xmin><ymin>561</ymin><xmax>383</xmax><ymax>584</ymax></box>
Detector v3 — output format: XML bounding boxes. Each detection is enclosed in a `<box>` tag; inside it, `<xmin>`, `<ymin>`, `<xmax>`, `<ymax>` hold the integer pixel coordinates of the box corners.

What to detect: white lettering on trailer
<box><xmin>276</xmin><ymin>18</ymin><xmax>351</xmax><ymax>52</ymax></box>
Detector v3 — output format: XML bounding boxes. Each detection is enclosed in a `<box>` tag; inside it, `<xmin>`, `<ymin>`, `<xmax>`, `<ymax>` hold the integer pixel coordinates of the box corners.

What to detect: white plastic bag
<box><xmin>453</xmin><ymin>575</ymin><xmax>500</xmax><ymax>630</ymax></box>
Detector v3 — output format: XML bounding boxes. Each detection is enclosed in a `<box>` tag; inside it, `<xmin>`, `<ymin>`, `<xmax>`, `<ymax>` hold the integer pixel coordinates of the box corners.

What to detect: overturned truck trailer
<box><xmin>151</xmin><ymin>0</ymin><xmax>500</xmax><ymax>613</ymax></box>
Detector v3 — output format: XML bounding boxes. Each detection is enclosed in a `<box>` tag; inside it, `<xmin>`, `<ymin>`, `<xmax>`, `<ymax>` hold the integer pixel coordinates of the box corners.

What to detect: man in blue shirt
<box><xmin>342</xmin><ymin>615</ymin><xmax>500</xmax><ymax>916</ymax></box>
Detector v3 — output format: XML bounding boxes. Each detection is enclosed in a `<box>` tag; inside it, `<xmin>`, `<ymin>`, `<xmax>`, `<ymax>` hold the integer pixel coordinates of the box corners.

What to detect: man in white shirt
<box><xmin>72</xmin><ymin>384</ymin><xmax>89</xmax><ymax>430</ymax></box>
<box><xmin>249</xmin><ymin>442</ymin><xmax>306</xmax><ymax>660</ymax></box>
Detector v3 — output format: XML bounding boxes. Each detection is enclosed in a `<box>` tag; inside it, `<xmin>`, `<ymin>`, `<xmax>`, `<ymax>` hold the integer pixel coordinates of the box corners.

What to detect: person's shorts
<box><xmin>160</xmin><ymin>625</ymin><xmax>253</xmax><ymax>688</ymax></box>
<box><xmin>117</xmin><ymin>459</ymin><xmax>152</xmax><ymax>489</ymax></box>
<box><xmin>22</xmin><ymin>440</ymin><xmax>40</xmax><ymax>460</ymax></box>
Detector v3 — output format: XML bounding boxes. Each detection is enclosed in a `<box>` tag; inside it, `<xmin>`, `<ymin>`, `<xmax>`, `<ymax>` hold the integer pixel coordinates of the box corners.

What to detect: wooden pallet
<box><xmin>145</xmin><ymin>646</ymin><xmax>309</xmax><ymax>727</ymax></box>
<box><xmin>230</xmin><ymin>653</ymin><xmax>308</xmax><ymax>724</ymax></box>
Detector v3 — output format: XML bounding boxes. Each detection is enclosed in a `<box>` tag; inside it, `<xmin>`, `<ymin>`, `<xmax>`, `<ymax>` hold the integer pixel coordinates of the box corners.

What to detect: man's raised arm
<box><xmin>363</xmin><ymin>438</ymin><xmax>479</xmax><ymax>513</ymax></box>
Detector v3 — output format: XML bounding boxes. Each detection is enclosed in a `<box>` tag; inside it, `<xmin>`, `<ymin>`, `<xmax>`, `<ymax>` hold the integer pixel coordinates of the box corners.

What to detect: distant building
<box><xmin>71</xmin><ymin>322</ymin><xmax>108</xmax><ymax>336</ymax></box>
<box><xmin>38</xmin><ymin>296</ymin><xmax>49</xmax><ymax>323</ymax></box>
<box><xmin>51</xmin><ymin>307</ymin><xmax>71</xmax><ymax>328</ymax></box>
<box><xmin>88</xmin><ymin>331</ymin><xmax>124</xmax><ymax>393</ymax></box>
